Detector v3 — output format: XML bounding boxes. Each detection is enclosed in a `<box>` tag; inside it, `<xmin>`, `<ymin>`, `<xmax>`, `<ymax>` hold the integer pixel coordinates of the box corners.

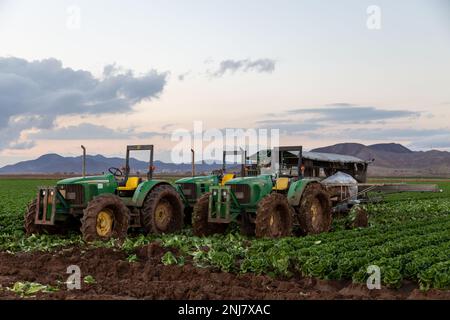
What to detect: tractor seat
<box><xmin>117</xmin><ymin>177</ymin><xmax>141</xmax><ymax>191</ymax></box>
<box><xmin>273</xmin><ymin>177</ymin><xmax>290</xmax><ymax>191</ymax></box>
<box><xmin>221</xmin><ymin>173</ymin><xmax>236</xmax><ymax>186</ymax></box>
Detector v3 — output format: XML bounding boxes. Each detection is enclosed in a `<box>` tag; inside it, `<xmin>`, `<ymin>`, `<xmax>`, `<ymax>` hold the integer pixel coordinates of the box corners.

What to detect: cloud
<box><xmin>177</xmin><ymin>71</ymin><xmax>191</xmax><ymax>81</ymax></box>
<box><xmin>29</xmin><ymin>123</ymin><xmax>168</xmax><ymax>140</ymax></box>
<box><xmin>331</xmin><ymin>128</ymin><xmax>450</xmax><ymax>141</ymax></box>
<box><xmin>211</xmin><ymin>58</ymin><xmax>276</xmax><ymax>77</ymax></box>
<box><xmin>287</xmin><ymin>103</ymin><xmax>419</xmax><ymax>123</ymax></box>
<box><xmin>30</xmin><ymin>123</ymin><xmax>133</xmax><ymax>140</ymax></box>
<box><xmin>408</xmin><ymin>134</ymin><xmax>450</xmax><ymax>149</ymax></box>
<box><xmin>256</xmin><ymin>119</ymin><xmax>323</xmax><ymax>134</ymax></box>
<box><xmin>0</xmin><ymin>57</ymin><xmax>168</xmax><ymax>149</ymax></box>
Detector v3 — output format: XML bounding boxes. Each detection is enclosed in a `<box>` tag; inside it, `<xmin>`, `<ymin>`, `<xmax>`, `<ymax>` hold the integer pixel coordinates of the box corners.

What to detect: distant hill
<box><xmin>0</xmin><ymin>154</ymin><xmax>221</xmax><ymax>175</ymax></box>
<box><xmin>312</xmin><ymin>143</ymin><xmax>450</xmax><ymax>177</ymax></box>
<box><xmin>1</xmin><ymin>143</ymin><xmax>449</xmax><ymax>177</ymax></box>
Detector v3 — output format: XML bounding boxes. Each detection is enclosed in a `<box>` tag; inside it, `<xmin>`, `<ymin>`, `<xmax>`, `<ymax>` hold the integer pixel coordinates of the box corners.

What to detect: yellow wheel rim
<box><xmin>154</xmin><ymin>201</ymin><xmax>172</xmax><ymax>230</ymax></box>
<box><xmin>311</xmin><ymin>199</ymin><xmax>322</xmax><ymax>227</ymax></box>
<box><xmin>96</xmin><ymin>209</ymin><xmax>113</xmax><ymax>237</ymax></box>
<box><xmin>268</xmin><ymin>210</ymin><xmax>281</xmax><ymax>236</ymax></box>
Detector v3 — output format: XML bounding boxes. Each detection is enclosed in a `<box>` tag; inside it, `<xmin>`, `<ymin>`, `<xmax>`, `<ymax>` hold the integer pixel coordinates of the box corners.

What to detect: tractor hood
<box><xmin>175</xmin><ymin>175</ymin><xmax>219</xmax><ymax>185</ymax></box>
<box><xmin>225</xmin><ymin>174</ymin><xmax>273</xmax><ymax>187</ymax></box>
<box><xmin>57</xmin><ymin>173</ymin><xmax>116</xmax><ymax>186</ymax></box>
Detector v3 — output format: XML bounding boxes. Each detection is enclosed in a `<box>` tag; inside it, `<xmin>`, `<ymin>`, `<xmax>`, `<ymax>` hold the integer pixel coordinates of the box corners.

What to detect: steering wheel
<box><xmin>108</xmin><ymin>167</ymin><xmax>123</xmax><ymax>177</ymax></box>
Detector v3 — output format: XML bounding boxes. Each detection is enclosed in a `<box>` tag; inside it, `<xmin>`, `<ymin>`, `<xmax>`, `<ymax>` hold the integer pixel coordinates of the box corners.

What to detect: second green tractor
<box><xmin>191</xmin><ymin>146</ymin><xmax>333</xmax><ymax>238</ymax></box>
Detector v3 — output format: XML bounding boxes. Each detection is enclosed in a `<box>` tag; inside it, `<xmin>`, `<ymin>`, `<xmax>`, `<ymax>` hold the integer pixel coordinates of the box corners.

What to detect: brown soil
<box><xmin>0</xmin><ymin>243</ymin><xmax>448</xmax><ymax>300</ymax></box>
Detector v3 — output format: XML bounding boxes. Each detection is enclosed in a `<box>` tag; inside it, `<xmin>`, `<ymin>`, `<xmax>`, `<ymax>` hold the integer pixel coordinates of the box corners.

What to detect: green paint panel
<box><xmin>132</xmin><ymin>180</ymin><xmax>172</xmax><ymax>207</ymax></box>
<box><xmin>175</xmin><ymin>175</ymin><xmax>221</xmax><ymax>207</ymax></box>
<box><xmin>287</xmin><ymin>178</ymin><xmax>319</xmax><ymax>206</ymax></box>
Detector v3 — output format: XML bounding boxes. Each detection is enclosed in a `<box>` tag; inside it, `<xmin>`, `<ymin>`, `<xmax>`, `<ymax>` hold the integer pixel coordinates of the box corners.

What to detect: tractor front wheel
<box><xmin>24</xmin><ymin>199</ymin><xmax>69</xmax><ymax>235</ymax></box>
<box><xmin>192</xmin><ymin>192</ymin><xmax>228</xmax><ymax>236</ymax></box>
<box><xmin>255</xmin><ymin>193</ymin><xmax>293</xmax><ymax>238</ymax></box>
<box><xmin>81</xmin><ymin>194</ymin><xmax>130</xmax><ymax>242</ymax></box>
<box><xmin>142</xmin><ymin>185</ymin><xmax>184</xmax><ymax>234</ymax></box>
<box><xmin>24</xmin><ymin>199</ymin><xmax>47</xmax><ymax>235</ymax></box>
<box><xmin>297</xmin><ymin>183</ymin><xmax>332</xmax><ymax>235</ymax></box>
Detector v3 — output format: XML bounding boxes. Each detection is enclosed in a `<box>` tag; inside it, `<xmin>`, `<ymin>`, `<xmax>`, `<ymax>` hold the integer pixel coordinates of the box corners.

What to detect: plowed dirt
<box><xmin>0</xmin><ymin>243</ymin><xmax>448</xmax><ymax>300</ymax></box>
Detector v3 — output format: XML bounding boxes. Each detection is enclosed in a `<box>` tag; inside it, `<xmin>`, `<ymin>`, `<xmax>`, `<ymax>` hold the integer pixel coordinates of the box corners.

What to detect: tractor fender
<box><xmin>287</xmin><ymin>178</ymin><xmax>321</xmax><ymax>207</ymax></box>
<box><xmin>132</xmin><ymin>180</ymin><xmax>173</xmax><ymax>207</ymax></box>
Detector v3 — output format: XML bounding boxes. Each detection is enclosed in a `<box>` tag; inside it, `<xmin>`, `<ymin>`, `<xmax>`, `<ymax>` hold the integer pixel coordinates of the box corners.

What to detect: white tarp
<box><xmin>322</xmin><ymin>171</ymin><xmax>358</xmax><ymax>200</ymax></box>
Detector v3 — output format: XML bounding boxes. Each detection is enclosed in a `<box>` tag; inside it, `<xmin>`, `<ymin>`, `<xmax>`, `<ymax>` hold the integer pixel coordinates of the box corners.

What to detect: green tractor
<box><xmin>24</xmin><ymin>145</ymin><xmax>184</xmax><ymax>241</ymax></box>
<box><xmin>175</xmin><ymin>149</ymin><xmax>250</xmax><ymax>224</ymax></box>
<box><xmin>192</xmin><ymin>146</ymin><xmax>333</xmax><ymax>238</ymax></box>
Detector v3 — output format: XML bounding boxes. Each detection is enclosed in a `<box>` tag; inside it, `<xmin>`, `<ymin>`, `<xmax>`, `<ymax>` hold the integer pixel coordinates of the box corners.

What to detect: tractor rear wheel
<box><xmin>192</xmin><ymin>192</ymin><xmax>228</xmax><ymax>236</ymax></box>
<box><xmin>81</xmin><ymin>194</ymin><xmax>130</xmax><ymax>242</ymax></box>
<box><xmin>297</xmin><ymin>183</ymin><xmax>332</xmax><ymax>235</ymax></box>
<box><xmin>255</xmin><ymin>193</ymin><xmax>293</xmax><ymax>238</ymax></box>
<box><xmin>142</xmin><ymin>185</ymin><xmax>184</xmax><ymax>234</ymax></box>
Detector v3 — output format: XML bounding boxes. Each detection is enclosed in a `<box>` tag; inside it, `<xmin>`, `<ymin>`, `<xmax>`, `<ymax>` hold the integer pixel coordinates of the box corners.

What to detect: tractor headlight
<box><xmin>222</xmin><ymin>191</ymin><xmax>227</xmax><ymax>198</ymax></box>
<box><xmin>213</xmin><ymin>190</ymin><xmax>218</xmax><ymax>196</ymax></box>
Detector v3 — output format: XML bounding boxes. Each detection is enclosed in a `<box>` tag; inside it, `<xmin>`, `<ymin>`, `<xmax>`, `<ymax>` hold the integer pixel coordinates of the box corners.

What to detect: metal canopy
<box><xmin>248</xmin><ymin>149</ymin><xmax>367</xmax><ymax>164</ymax></box>
<box><xmin>302</xmin><ymin>151</ymin><xmax>367</xmax><ymax>164</ymax></box>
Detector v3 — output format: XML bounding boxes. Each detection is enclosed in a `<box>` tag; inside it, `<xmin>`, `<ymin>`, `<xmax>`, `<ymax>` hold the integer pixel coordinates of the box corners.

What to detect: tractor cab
<box><xmin>218</xmin><ymin>149</ymin><xmax>248</xmax><ymax>185</ymax></box>
<box><xmin>249</xmin><ymin>146</ymin><xmax>304</xmax><ymax>192</ymax></box>
<box><xmin>176</xmin><ymin>149</ymin><xmax>248</xmax><ymax>207</ymax></box>
<box><xmin>112</xmin><ymin>145</ymin><xmax>155</xmax><ymax>197</ymax></box>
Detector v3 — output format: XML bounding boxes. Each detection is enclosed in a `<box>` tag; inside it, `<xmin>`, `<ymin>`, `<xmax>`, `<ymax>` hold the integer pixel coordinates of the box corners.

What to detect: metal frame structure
<box><xmin>125</xmin><ymin>144</ymin><xmax>154</xmax><ymax>180</ymax></box>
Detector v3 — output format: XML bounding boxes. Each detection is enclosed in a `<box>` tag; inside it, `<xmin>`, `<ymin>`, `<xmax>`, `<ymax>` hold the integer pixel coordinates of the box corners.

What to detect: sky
<box><xmin>0</xmin><ymin>0</ymin><xmax>449</xmax><ymax>165</ymax></box>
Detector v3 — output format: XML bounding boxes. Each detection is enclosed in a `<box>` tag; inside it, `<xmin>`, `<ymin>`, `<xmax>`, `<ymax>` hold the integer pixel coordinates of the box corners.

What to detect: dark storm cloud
<box><xmin>0</xmin><ymin>57</ymin><xmax>168</xmax><ymax>149</ymax></box>
<box><xmin>211</xmin><ymin>58</ymin><xmax>276</xmax><ymax>77</ymax></box>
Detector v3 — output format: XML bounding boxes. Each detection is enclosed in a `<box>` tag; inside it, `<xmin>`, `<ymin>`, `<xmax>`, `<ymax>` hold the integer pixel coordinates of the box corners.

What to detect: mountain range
<box><xmin>0</xmin><ymin>154</ymin><xmax>222</xmax><ymax>175</ymax></box>
<box><xmin>311</xmin><ymin>143</ymin><xmax>450</xmax><ymax>177</ymax></box>
<box><xmin>1</xmin><ymin>143</ymin><xmax>449</xmax><ymax>177</ymax></box>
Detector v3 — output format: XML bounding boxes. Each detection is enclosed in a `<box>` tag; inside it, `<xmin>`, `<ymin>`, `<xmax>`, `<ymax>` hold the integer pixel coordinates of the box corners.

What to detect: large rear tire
<box><xmin>297</xmin><ymin>183</ymin><xmax>332</xmax><ymax>235</ymax></box>
<box><xmin>255</xmin><ymin>193</ymin><xmax>293</xmax><ymax>238</ymax></box>
<box><xmin>142</xmin><ymin>185</ymin><xmax>184</xmax><ymax>234</ymax></box>
<box><xmin>81</xmin><ymin>194</ymin><xmax>130</xmax><ymax>242</ymax></box>
<box><xmin>192</xmin><ymin>192</ymin><xmax>228</xmax><ymax>236</ymax></box>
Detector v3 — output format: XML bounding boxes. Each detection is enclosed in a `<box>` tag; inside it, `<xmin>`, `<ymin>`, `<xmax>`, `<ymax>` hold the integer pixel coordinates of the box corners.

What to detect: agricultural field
<box><xmin>0</xmin><ymin>178</ymin><xmax>449</xmax><ymax>299</ymax></box>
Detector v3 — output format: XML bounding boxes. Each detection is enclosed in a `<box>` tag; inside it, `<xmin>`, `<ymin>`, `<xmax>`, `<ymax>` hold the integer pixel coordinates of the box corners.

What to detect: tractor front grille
<box><xmin>180</xmin><ymin>183</ymin><xmax>197</xmax><ymax>200</ymax></box>
<box><xmin>230</xmin><ymin>184</ymin><xmax>251</xmax><ymax>204</ymax></box>
<box><xmin>58</xmin><ymin>184</ymin><xmax>84</xmax><ymax>205</ymax></box>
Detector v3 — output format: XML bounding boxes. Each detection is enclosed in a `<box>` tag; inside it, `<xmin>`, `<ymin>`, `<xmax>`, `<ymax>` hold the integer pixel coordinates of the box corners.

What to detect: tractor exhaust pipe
<box><xmin>191</xmin><ymin>148</ymin><xmax>195</xmax><ymax>177</ymax></box>
<box><xmin>81</xmin><ymin>145</ymin><xmax>86</xmax><ymax>177</ymax></box>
